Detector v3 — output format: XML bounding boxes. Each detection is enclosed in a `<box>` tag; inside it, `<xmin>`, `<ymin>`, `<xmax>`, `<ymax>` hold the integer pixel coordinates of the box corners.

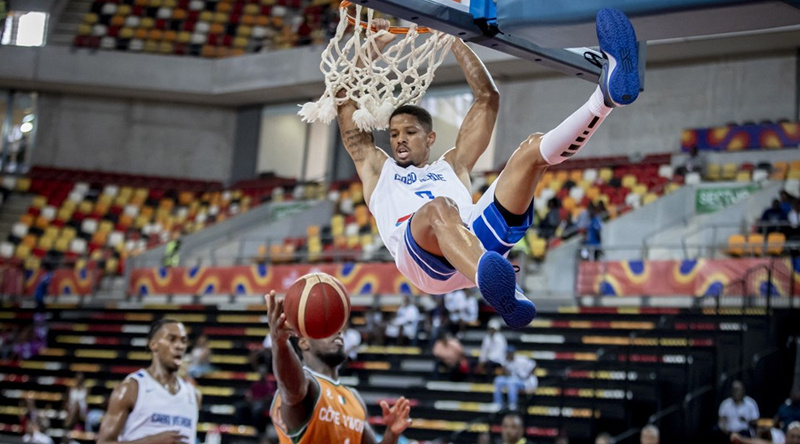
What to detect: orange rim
<box><xmin>340</xmin><ymin>1</ymin><xmax>431</xmax><ymax>34</ymax></box>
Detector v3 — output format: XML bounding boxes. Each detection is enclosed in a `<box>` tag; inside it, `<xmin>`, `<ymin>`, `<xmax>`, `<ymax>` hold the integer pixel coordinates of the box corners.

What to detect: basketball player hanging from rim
<box><xmin>322</xmin><ymin>7</ymin><xmax>640</xmax><ymax>329</ymax></box>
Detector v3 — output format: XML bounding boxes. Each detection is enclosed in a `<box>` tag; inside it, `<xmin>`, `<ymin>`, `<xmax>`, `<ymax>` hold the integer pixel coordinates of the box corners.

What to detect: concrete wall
<box><xmin>33</xmin><ymin>94</ymin><xmax>237</xmax><ymax>181</ymax></box>
<box><xmin>5</xmin><ymin>45</ymin><xmax>795</xmax><ymax>181</ymax></box>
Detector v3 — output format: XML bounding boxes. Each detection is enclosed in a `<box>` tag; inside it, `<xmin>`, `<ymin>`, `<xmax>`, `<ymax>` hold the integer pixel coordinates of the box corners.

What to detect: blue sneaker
<box><xmin>596</xmin><ymin>8</ymin><xmax>639</xmax><ymax>107</ymax></box>
<box><xmin>476</xmin><ymin>252</ymin><xmax>536</xmax><ymax>329</ymax></box>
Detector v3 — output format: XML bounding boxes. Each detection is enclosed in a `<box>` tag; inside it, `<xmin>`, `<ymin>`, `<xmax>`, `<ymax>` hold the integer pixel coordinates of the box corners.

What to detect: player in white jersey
<box><xmin>337</xmin><ymin>11</ymin><xmax>640</xmax><ymax>329</ymax></box>
<box><xmin>97</xmin><ymin>319</ymin><xmax>201</xmax><ymax>444</ymax></box>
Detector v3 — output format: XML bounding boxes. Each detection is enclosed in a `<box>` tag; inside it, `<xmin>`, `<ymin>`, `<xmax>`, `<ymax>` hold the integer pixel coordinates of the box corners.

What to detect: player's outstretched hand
<box><xmin>265</xmin><ymin>290</ymin><xmax>293</xmax><ymax>343</ymax></box>
<box><xmin>380</xmin><ymin>396</ymin><xmax>412</xmax><ymax>436</ymax></box>
<box><xmin>145</xmin><ymin>431</ymin><xmax>190</xmax><ymax>444</ymax></box>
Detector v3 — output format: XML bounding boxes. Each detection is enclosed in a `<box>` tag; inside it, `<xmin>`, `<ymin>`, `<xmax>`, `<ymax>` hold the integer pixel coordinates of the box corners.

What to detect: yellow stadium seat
<box><xmin>735</xmin><ymin>171</ymin><xmax>751</xmax><ymax>182</ymax></box>
<box><xmin>78</xmin><ymin>23</ymin><xmax>92</xmax><ymax>35</ymax></box>
<box><xmin>144</xmin><ymin>40</ymin><xmax>159</xmax><ymax>52</ymax></box>
<box><xmin>331</xmin><ymin>214</ymin><xmax>345</xmax><ymax>236</ymax></box>
<box><xmin>37</xmin><ymin>237</ymin><xmax>54</xmax><ymax>251</ymax></box>
<box><xmin>727</xmin><ymin>234</ymin><xmax>746</xmax><ymax>257</ymax></box>
<box><xmin>790</xmin><ymin>160</ymin><xmax>800</xmax><ymax>171</ymax></box>
<box><xmin>92</xmin><ymin>231</ymin><xmax>108</xmax><ymax>246</ymax></box>
<box><xmin>530</xmin><ymin>237</ymin><xmax>547</xmax><ymax>260</ymax></box>
<box><xmin>706</xmin><ymin>163</ymin><xmax>721</xmax><ymax>181</ymax></box>
<box><xmin>62</xmin><ymin>227</ymin><xmax>77</xmax><ymax>241</ymax></box>
<box><xmin>84</xmin><ymin>13</ymin><xmax>99</xmax><ymax>24</ymax></box>
<box><xmin>788</xmin><ymin>170</ymin><xmax>800</xmax><ymax>180</ymax></box>
<box><xmin>766</xmin><ymin>232</ymin><xmax>785</xmax><ymax>256</ymax></box>
<box><xmin>16</xmin><ymin>177</ymin><xmax>31</xmax><ymax>192</ymax></box>
<box><xmin>44</xmin><ymin>226</ymin><xmax>60</xmax><ymax>240</ymax></box>
<box><xmin>721</xmin><ymin>163</ymin><xmax>737</xmax><ymax>180</ymax></box>
<box><xmin>639</xmin><ymin>193</ymin><xmax>656</xmax><ymax>205</ymax></box>
<box><xmin>598</xmin><ymin>168</ymin><xmax>613</xmax><ymax>183</ymax></box>
<box><xmin>307</xmin><ymin>224</ymin><xmax>321</xmax><ymax>238</ymax></box>
<box><xmin>307</xmin><ymin>237</ymin><xmax>322</xmax><ymax>262</ymax></box>
<box><xmin>569</xmin><ymin>170</ymin><xmax>583</xmax><ymax>183</ymax></box>
<box><xmin>632</xmin><ymin>184</ymin><xmax>648</xmax><ymax>195</ymax></box>
<box><xmin>15</xmin><ymin>244</ymin><xmax>31</xmax><ymax>260</ymax></box>
<box><xmin>621</xmin><ymin>174</ymin><xmax>637</xmax><ymax>189</ymax></box>
<box><xmin>118</xmin><ymin>4</ymin><xmax>132</xmax><ymax>15</ymax></box>
<box><xmin>140</xmin><ymin>17</ymin><xmax>155</xmax><ymax>28</ymax></box>
<box><xmin>747</xmin><ymin>233</ymin><xmax>764</xmax><ymax>256</ymax></box>
<box><xmin>32</xmin><ymin>195</ymin><xmax>47</xmax><ymax>209</ymax></box>
<box><xmin>57</xmin><ymin>207</ymin><xmax>73</xmax><ymax>222</ymax></box>
<box><xmin>54</xmin><ymin>237</ymin><xmax>70</xmax><ymax>253</ymax></box>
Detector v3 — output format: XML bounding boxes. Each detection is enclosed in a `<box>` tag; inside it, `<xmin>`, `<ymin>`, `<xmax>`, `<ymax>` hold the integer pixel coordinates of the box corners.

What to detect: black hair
<box><xmin>390</xmin><ymin>105</ymin><xmax>433</xmax><ymax>133</ymax></box>
<box><xmin>147</xmin><ymin>318</ymin><xmax>180</xmax><ymax>347</ymax></box>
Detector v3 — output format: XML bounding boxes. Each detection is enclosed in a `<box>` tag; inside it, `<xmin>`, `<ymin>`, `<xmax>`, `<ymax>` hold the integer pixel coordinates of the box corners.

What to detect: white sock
<box><xmin>539</xmin><ymin>86</ymin><xmax>613</xmax><ymax>165</ymax></box>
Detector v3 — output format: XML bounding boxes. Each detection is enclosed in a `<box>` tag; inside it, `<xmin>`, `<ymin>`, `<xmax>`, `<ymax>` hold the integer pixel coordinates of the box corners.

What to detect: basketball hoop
<box><xmin>297</xmin><ymin>1</ymin><xmax>455</xmax><ymax>132</ymax></box>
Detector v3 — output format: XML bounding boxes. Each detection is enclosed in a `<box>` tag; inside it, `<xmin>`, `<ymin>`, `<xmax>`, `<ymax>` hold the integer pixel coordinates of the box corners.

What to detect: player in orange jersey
<box><xmin>266</xmin><ymin>290</ymin><xmax>412</xmax><ymax>444</ymax></box>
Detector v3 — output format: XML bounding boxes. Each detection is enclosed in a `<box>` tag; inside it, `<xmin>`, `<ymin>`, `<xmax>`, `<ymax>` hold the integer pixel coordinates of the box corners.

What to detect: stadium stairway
<box><xmin>0</xmin><ymin>304</ymin><xmax>779</xmax><ymax>444</ymax></box>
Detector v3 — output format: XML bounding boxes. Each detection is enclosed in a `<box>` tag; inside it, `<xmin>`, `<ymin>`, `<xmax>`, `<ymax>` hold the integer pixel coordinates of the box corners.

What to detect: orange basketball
<box><xmin>283</xmin><ymin>273</ymin><xmax>351</xmax><ymax>339</ymax></box>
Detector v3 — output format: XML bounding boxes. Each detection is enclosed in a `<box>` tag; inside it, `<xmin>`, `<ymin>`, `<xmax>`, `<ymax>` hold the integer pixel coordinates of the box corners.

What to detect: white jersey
<box><xmin>118</xmin><ymin>370</ymin><xmax>198</xmax><ymax>442</ymax></box>
<box><xmin>368</xmin><ymin>157</ymin><xmax>473</xmax><ymax>256</ymax></box>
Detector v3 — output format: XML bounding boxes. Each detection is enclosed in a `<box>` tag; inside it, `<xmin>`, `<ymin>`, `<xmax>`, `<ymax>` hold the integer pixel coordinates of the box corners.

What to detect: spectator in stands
<box><xmin>432</xmin><ymin>331</ymin><xmax>467</xmax><ymax>381</ymax></box>
<box><xmin>85</xmin><ymin>396</ymin><xmax>107</xmax><ymax>433</ymax></box>
<box><xmin>427</xmin><ymin>295</ymin><xmax>450</xmax><ymax>346</ymax></box>
<box><xmin>779</xmin><ymin>191</ymin><xmax>796</xmax><ymax>215</ymax></box>
<box><xmin>23</xmin><ymin>419</ymin><xmax>53</xmax><ymax>444</ymax></box>
<box><xmin>385</xmin><ymin>296</ymin><xmax>421</xmax><ymax>346</ymax></box>
<box><xmin>759</xmin><ymin>199</ymin><xmax>789</xmax><ymax>235</ymax></box>
<box><xmin>162</xmin><ymin>232</ymin><xmax>181</xmax><ymax>267</ymax></box>
<box><xmin>776</xmin><ymin>387</ymin><xmax>800</xmax><ymax>431</ymax></box>
<box><xmin>63</xmin><ymin>372</ymin><xmax>88</xmax><ymax>432</ymax></box>
<box><xmin>0</xmin><ymin>324</ymin><xmax>17</xmax><ymax>360</ymax></box>
<box><xmin>595</xmin><ymin>432</ymin><xmax>612</xmax><ymax>444</ymax></box>
<box><xmin>538</xmin><ymin>197</ymin><xmax>562</xmax><ymax>240</ymax></box>
<box><xmin>500</xmin><ymin>411</ymin><xmax>527</xmax><ymax>444</ymax></box>
<box><xmin>640</xmin><ymin>424</ymin><xmax>659</xmax><ymax>444</ymax></box>
<box><xmin>444</xmin><ymin>289</ymin><xmax>467</xmax><ymax>335</ymax></box>
<box><xmin>492</xmin><ymin>347</ymin><xmax>538</xmax><ymax>411</ymax></box>
<box><xmin>476</xmin><ymin>431</ymin><xmax>492</xmax><ymax>444</ymax></box>
<box><xmin>235</xmin><ymin>371</ymin><xmax>277</xmax><ymax>437</ymax></box>
<box><xmin>681</xmin><ymin>146</ymin><xmax>706</xmax><ymax>177</ymax></box>
<box><xmin>343</xmin><ymin>321</ymin><xmax>362</xmax><ymax>361</ymax></box>
<box><xmin>363</xmin><ymin>301</ymin><xmax>386</xmax><ymax>345</ymax></box>
<box><xmin>787</xmin><ymin>422</ymin><xmax>800</xmax><ymax>444</ymax></box>
<box><xmin>188</xmin><ymin>333</ymin><xmax>213</xmax><ymax>378</ymax></box>
<box><xmin>580</xmin><ymin>202</ymin><xmax>604</xmax><ymax>261</ymax></box>
<box><xmin>788</xmin><ymin>200</ymin><xmax>800</xmax><ymax>241</ymax></box>
<box><xmin>719</xmin><ymin>380</ymin><xmax>760</xmax><ymax>437</ymax></box>
<box><xmin>34</xmin><ymin>264</ymin><xmax>53</xmax><ymax>311</ymax></box>
<box><xmin>18</xmin><ymin>394</ymin><xmax>40</xmax><ymax>433</ymax></box>
<box><xmin>249</xmin><ymin>334</ymin><xmax>273</xmax><ymax>375</ymax></box>
<box><xmin>478</xmin><ymin>318</ymin><xmax>508</xmax><ymax>381</ymax></box>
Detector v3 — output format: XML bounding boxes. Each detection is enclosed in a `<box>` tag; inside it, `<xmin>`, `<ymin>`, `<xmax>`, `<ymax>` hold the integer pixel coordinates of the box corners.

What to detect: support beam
<box><xmin>357</xmin><ymin>0</ymin><xmax>602</xmax><ymax>82</ymax></box>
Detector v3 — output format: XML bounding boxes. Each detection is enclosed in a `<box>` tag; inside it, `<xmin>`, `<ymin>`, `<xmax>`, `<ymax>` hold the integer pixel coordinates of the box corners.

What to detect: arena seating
<box><xmin>73</xmin><ymin>0</ymin><xmax>341</xmax><ymax>57</ymax></box>
<box><xmin>0</xmin><ymin>167</ymin><xmax>301</xmax><ymax>278</ymax></box>
<box><xmin>0</xmin><ymin>304</ymin><xmax>775</xmax><ymax>443</ymax></box>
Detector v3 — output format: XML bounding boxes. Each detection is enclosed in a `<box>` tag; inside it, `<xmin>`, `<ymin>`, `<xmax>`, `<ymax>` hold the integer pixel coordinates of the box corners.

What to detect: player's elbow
<box><xmin>476</xmin><ymin>89</ymin><xmax>499</xmax><ymax>108</ymax></box>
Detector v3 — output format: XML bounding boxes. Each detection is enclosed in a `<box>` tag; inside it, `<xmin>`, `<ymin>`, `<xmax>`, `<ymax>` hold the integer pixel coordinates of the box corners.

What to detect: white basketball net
<box><xmin>298</xmin><ymin>4</ymin><xmax>455</xmax><ymax>132</ymax></box>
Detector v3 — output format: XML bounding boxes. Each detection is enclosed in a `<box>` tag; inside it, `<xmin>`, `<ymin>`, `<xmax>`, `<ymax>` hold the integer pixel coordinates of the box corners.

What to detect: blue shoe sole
<box><xmin>476</xmin><ymin>252</ymin><xmax>536</xmax><ymax>329</ymax></box>
<box><xmin>597</xmin><ymin>8</ymin><xmax>639</xmax><ymax>106</ymax></box>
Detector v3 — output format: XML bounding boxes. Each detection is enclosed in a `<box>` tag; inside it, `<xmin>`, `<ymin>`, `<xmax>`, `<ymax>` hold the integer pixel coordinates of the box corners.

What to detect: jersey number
<box><xmin>415</xmin><ymin>190</ymin><xmax>434</xmax><ymax>200</ymax></box>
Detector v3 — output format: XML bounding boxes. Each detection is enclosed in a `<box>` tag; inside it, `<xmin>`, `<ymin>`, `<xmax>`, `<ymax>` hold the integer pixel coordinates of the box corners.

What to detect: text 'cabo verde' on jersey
<box><xmin>394</xmin><ymin>172</ymin><xmax>447</xmax><ymax>185</ymax></box>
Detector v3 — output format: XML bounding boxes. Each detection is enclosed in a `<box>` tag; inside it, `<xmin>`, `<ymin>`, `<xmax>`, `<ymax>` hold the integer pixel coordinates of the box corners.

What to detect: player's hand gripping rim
<box><xmin>265</xmin><ymin>290</ymin><xmax>293</xmax><ymax>342</ymax></box>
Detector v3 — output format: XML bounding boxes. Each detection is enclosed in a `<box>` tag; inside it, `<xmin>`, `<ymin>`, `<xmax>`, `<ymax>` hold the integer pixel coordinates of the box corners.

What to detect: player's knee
<box><xmin>422</xmin><ymin>197</ymin><xmax>461</xmax><ymax>225</ymax></box>
<box><xmin>521</xmin><ymin>132</ymin><xmax>544</xmax><ymax>150</ymax></box>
